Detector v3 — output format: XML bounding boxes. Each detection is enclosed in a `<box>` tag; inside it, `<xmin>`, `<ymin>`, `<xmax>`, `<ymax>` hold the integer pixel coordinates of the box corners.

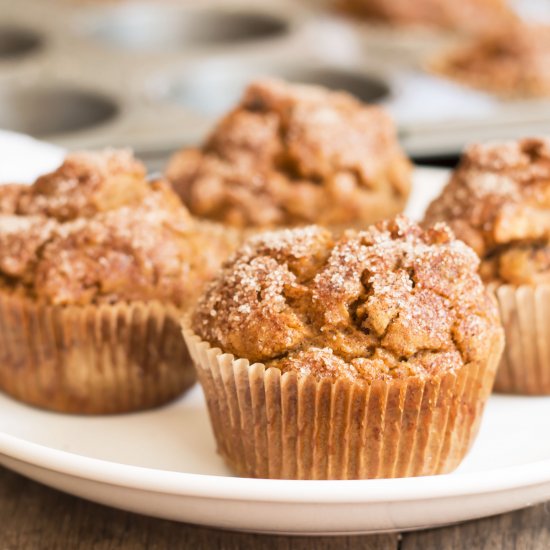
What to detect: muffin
<box><xmin>166</xmin><ymin>78</ymin><xmax>412</xmax><ymax>233</ymax></box>
<box><xmin>338</xmin><ymin>0</ymin><xmax>517</xmax><ymax>36</ymax></box>
<box><xmin>431</xmin><ymin>24</ymin><xmax>550</xmax><ymax>98</ymax></box>
<box><xmin>0</xmin><ymin>150</ymin><xmax>236</xmax><ymax>414</ymax></box>
<box><xmin>183</xmin><ymin>216</ymin><xmax>504</xmax><ymax>479</ymax></box>
<box><xmin>424</xmin><ymin>138</ymin><xmax>550</xmax><ymax>394</ymax></box>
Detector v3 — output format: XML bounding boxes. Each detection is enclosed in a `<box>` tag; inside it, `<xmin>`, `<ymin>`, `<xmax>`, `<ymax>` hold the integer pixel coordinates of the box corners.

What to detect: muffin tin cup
<box><xmin>0</xmin><ymin>85</ymin><xmax>119</xmax><ymax>138</ymax></box>
<box><xmin>0</xmin><ymin>294</ymin><xmax>195</xmax><ymax>414</ymax></box>
<box><xmin>85</xmin><ymin>6</ymin><xmax>291</xmax><ymax>53</ymax></box>
<box><xmin>492</xmin><ymin>284</ymin><xmax>550</xmax><ymax>395</ymax></box>
<box><xmin>0</xmin><ymin>26</ymin><xmax>43</xmax><ymax>60</ymax></box>
<box><xmin>182</xmin><ymin>326</ymin><xmax>502</xmax><ymax>480</ymax></box>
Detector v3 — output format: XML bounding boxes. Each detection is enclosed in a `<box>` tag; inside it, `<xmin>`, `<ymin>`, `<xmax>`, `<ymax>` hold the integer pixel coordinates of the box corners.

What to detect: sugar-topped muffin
<box><xmin>425</xmin><ymin>138</ymin><xmax>550</xmax><ymax>394</ymax></box>
<box><xmin>167</xmin><ymin>78</ymin><xmax>412</xmax><ymax>231</ymax></box>
<box><xmin>425</xmin><ymin>138</ymin><xmax>550</xmax><ymax>285</ymax></box>
<box><xmin>0</xmin><ymin>149</ymin><xmax>237</xmax><ymax>414</ymax></box>
<box><xmin>431</xmin><ymin>24</ymin><xmax>550</xmax><ymax>98</ymax></box>
<box><xmin>185</xmin><ymin>217</ymin><xmax>503</xmax><ymax>479</ymax></box>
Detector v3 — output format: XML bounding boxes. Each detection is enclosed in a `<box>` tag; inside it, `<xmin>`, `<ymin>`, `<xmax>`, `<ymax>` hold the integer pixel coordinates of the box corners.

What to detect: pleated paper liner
<box><xmin>0</xmin><ymin>293</ymin><xmax>195</xmax><ymax>414</ymax></box>
<box><xmin>183</xmin><ymin>327</ymin><xmax>502</xmax><ymax>480</ymax></box>
<box><xmin>492</xmin><ymin>284</ymin><xmax>550</xmax><ymax>395</ymax></box>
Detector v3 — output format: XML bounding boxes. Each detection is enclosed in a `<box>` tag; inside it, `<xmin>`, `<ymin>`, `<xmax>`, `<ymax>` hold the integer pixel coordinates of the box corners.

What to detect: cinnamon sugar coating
<box><xmin>192</xmin><ymin>216</ymin><xmax>503</xmax><ymax>382</ymax></box>
<box><xmin>0</xmin><ymin>151</ymin><xmax>238</xmax><ymax>307</ymax></box>
<box><xmin>338</xmin><ymin>0</ymin><xmax>516</xmax><ymax>35</ymax></box>
<box><xmin>2</xmin><ymin>149</ymin><xmax>150</xmax><ymax>221</ymax></box>
<box><xmin>166</xmin><ymin>79</ymin><xmax>412</xmax><ymax>230</ymax></box>
<box><xmin>432</xmin><ymin>24</ymin><xmax>550</xmax><ymax>98</ymax></box>
<box><xmin>424</xmin><ymin>138</ymin><xmax>550</xmax><ymax>285</ymax></box>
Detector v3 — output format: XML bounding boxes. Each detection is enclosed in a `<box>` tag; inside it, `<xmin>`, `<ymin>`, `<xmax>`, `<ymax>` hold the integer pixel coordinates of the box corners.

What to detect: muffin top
<box><xmin>192</xmin><ymin>216</ymin><xmax>502</xmax><ymax>382</ymax></box>
<box><xmin>166</xmin><ymin>78</ymin><xmax>411</xmax><ymax>229</ymax></box>
<box><xmin>1</xmin><ymin>149</ymin><xmax>149</xmax><ymax>221</ymax></box>
<box><xmin>338</xmin><ymin>0</ymin><xmax>516</xmax><ymax>36</ymax></box>
<box><xmin>0</xmin><ymin>150</ymin><xmax>237</xmax><ymax>307</ymax></box>
<box><xmin>424</xmin><ymin>138</ymin><xmax>550</xmax><ymax>285</ymax></box>
<box><xmin>432</xmin><ymin>24</ymin><xmax>550</xmax><ymax>98</ymax></box>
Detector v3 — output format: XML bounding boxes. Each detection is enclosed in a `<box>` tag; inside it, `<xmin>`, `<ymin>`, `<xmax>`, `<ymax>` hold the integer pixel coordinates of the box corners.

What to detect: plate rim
<box><xmin>3</xmin><ymin>431</ymin><xmax>550</xmax><ymax>504</ymax></box>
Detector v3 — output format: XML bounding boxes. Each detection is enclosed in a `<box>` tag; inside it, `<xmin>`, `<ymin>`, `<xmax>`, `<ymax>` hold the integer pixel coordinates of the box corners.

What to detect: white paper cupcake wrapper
<box><xmin>0</xmin><ymin>293</ymin><xmax>195</xmax><ymax>414</ymax></box>
<box><xmin>492</xmin><ymin>284</ymin><xmax>550</xmax><ymax>395</ymax></box>
<box><xmin>183</xmin><ymin>326</ymin><xmax>501</xmax><ymax>480</ymax></box>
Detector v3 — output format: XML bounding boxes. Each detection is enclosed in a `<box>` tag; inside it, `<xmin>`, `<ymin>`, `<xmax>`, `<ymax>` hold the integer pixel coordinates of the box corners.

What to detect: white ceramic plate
<box><xmin>2</xmin><ymin>136</ymin><xmax>550</xmax><ymax>535</ymax></box>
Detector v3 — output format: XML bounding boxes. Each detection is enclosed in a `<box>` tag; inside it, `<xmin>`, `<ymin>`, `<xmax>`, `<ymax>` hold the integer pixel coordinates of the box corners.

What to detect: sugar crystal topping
<box><xmin>193</xmin><ymin>216</ymin><xmax>502</xmax><ymax>382</ymax></box>
<box><xmin>424</xmin><ymin>138</ymin><xmax>550</xmax><ymax>284</ymax></box>
<box><xmin>0</xmin><ymin>150</ymin><xmax>237</xmax><ymax>306</ymax></box>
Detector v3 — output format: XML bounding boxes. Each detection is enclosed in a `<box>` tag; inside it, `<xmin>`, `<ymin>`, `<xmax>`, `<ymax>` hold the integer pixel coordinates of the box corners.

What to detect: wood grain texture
<box><xmin>0</xmin><ymin>467</ymin><xmax>397</xmax><ymax>550</ymax></box>
<box><xmin>402</xmin><ymin>503</ymin><xmax>550</xmax><ymax>550</ymax></box>
<box><xmin>3</xmin><ymin>464</ymin><xmax>549</xmax><ymax>550</ymax></box>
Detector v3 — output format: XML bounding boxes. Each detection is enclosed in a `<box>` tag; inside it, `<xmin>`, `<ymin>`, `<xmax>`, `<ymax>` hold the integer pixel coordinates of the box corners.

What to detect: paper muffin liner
<box><xmin>182</xmin><ymin>326</ymin><xmax>501</xmax><ymax>480</ymax></box>
<box><xmin>491</xmin><ymin>284</ymin><xmax>550</xmax><ymax>395</ymax></box>
<box><xmin>0</xmin><ymin>292</ymin><xmax>195</xmax><ymax>414</ymax></box>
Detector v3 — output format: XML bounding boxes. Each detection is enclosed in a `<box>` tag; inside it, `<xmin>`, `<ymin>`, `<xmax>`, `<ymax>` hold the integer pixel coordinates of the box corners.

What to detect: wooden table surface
<box><xmin>2</xmin><ymin>467</ymin><xmax>549</xmax><ymax>549</ymax></box>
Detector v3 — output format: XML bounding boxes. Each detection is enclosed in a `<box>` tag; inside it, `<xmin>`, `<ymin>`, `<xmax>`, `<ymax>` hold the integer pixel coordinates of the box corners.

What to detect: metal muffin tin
<box><xmin>2</xmin><ymin>0</ymin><xmax>550</xmax><ymax>170</ymax></box>
<box><xmin>0</xmin><ymin>25</ymin><xmax>43</xmax><ymax>59</ymax></box>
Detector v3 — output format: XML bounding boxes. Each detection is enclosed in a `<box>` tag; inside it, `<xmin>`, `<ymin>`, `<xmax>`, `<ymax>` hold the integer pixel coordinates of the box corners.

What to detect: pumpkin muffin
<box><xmin>431</xmin><ymin>24</ymin><xmax>550</xmax><ymax>98</ymax></box>
<box><xmin>424</xmin><ymin>138</ymin><xmax>550</xmax><ymax>394</ymax></box>
<box><xmin>166</xmin><ymin>78</ymin><xmax>412</xmax><ymax>232</ymax></box>
<box><xmin>0</xmin><ymin>150</ymin><xmax>237</xmax><ymax>414</ymax></box>
<box><xmin>183</xmin><ymin>216</ymin><xmax>503</xmax><ymax>479</ymax></box>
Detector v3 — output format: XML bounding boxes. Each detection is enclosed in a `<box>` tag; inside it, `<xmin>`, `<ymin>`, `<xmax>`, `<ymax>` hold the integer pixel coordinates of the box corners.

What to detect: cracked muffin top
<box><xmin>0</xmin><ymin>150</ymin><xmax>238</xmax><ymax>307</ymax></box>
<box><xmin>431</xmin><ymin>24</ymin><xmax>550</xmax><ymax>98</ymax></box>
<box><xmin>166</xmin><ymin>78</ymin><xmax>412</xmax><ymax>230</ymax></box>
<box><xmin>192</xmin><ymin>216</ymin><xmax>503</xmax><ymax>382</ymax></box>
<box><xmin>338</xmin><ymin>0</ymin><xmax>516</xmax><ymax>36</ymax></box>
<box><xmin>1</xmin><ymin>149</ymin><xmax>150</xmax><ymax>221</ymax></box>
<box><xmin>424</xmin><ymin>138</ymin><xmax>550</xmax><ymax>285</ymax></box>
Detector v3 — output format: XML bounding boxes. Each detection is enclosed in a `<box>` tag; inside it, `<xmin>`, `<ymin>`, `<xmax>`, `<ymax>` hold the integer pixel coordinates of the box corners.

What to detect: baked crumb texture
<box><xmin>338</xmin><ymin>0</ymin><xmax>516</xmax><ymax>35</ymax></box>
<box><xmin>166</xmin><ymin>78</ymin><xmax>412</xmax><ymax>230</ymax></box>
<box><xmin>0</xmin><ymin>150</ymin><xmax>237</xmax><ymax>308</ymax></box>
<box><xmin>186</xmin><ymin>216</ymin><xmax>503</xmax><ymax>478</ymax></box>
<box><xmin>431</xmin><ymin>24</ymin><xmax>550</xmax><ymax>97</ymax></box>
<box><xmin>193</xmin><ymin>216</ymin><xmax>502</xmax><ymax>383</ymax></box>
<box><xmin>425</xmin><ymin>138</ymin><xmax>550</xmax><ymax>286</ymax></box>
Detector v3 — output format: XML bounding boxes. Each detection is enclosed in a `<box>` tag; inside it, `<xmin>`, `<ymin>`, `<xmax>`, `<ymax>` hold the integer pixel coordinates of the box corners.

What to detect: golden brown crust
<box><xmin>192</xmin><ymin>216</ymin><xmax>502</xmax><ymax>382</ymax></box>
<box><xmin>338</xmin><ymin>0</ymin><xmax>517</xmax><ymax>35</ymax></box>
<box><xmin>431</xmin><ymin>24</ymin><xmax>550</xmax><ymax>97</ymax></box>
<box><xmin>424</xmin><ymin>138</ymin><xmax>550</xmax><ymax>285</ymax></box>
<box><xmin>11</xmin><ymin>149</ymin><xmax>150</xmax><ymax>221</ymax></box>
<box><xmin>166</xmin><ymin>78</ymin><xmax>412</xmax><ymax>229</ymax></box>
<box><xmin>0</xmin><ymin>151</ymin><xmax>238</xmax><ymax>307</ymax></box>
